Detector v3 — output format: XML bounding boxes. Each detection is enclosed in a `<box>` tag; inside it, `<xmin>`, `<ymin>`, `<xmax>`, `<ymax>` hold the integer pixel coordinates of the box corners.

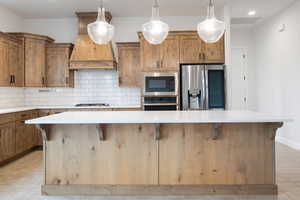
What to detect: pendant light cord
<box><xmin>154</xmin><ymin>0</ymin><xmax>159</xmax><ymax>8</ymax></box>
<box><xmin>207</xmin><ymin>0</ymin><xmax>215</xmax><ymax>19</ymax></box>
<box><xmin>100</xmin><ymin>0</ymin><xmax>104</xmax><ymax>9</ymax></box>
<box><xmin>152</xmin><ymin>0</ymin><xmax>160</xmax><ymax>20</ymax></box>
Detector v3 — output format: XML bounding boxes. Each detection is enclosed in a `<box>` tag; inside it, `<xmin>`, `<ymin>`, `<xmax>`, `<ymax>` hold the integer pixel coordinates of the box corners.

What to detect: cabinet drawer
<box><xmin>0</xmin><ymin>114</ymin><xmax>15</xmax><ymax>124</ymax></box>
<box><xmin>15</xmin><ymin>111</ymin><xmax>32</xmax><ymax>121</ymax></box>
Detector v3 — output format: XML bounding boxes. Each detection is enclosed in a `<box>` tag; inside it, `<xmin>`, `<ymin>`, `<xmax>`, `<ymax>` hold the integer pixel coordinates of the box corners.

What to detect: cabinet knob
<box><xmin>42</xmin><ymin>77</ymin><xmax>45</xmax><ymax>85</ymax></box>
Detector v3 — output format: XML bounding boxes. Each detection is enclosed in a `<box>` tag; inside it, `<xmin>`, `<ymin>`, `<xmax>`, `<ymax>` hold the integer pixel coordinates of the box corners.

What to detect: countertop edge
<box><xmin>0</xmin><ymin>105</ymin><xmax>142</xmax><ymax>115</ymax></box>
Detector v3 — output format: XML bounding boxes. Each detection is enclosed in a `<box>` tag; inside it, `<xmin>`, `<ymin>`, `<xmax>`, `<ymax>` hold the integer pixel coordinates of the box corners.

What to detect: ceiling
<box><xmin>0</xmin><ymin>0</ymin><xmax>296</xmax><ymax>22</ymax></box>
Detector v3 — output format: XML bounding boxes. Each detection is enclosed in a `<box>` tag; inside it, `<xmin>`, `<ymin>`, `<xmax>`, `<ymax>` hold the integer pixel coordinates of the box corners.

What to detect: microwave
<box><xmin>143</xmin><ymin>72</ymin><xmax>178</xmax><ymax>96</ymax></box>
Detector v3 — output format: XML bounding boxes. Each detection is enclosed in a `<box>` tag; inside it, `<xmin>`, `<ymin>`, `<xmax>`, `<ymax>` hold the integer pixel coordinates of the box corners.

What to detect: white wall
<box><xmin>23</xmin><ymin>16</ymin><xmax>208</xmax><ymax>43</ymax></box>
<box><xmin>23</xmin><ymin>18</ymin><xmax>77</xmax><ymax>43</ymax></box>
<box><xmin>0</xmin><ymin>5</ymin><xmax>25</xmax><ymax>109</ymax></box>
<box><xmin>252</xmin><ymin>1</ymin><xmax>300</xmax><ymax>150</ymax></box>
<box><xmin>0</xmin><ymin>5</ymin><xmax>23</xmax><ymax>32</ymax></box>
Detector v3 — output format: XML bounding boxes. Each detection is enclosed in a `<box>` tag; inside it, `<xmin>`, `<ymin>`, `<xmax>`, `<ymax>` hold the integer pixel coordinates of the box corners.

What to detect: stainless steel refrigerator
<box><xmin>181</xmin><ymin>65</ymin><xmax>225</xmax><ymax>110</ymax></box>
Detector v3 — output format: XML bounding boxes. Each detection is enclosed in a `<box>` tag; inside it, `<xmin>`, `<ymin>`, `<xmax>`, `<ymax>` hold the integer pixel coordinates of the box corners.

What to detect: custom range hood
<box><xmin>70</xmin><ymin>12</ymin><xmax>117</xmax><ymax>70</ymax></box>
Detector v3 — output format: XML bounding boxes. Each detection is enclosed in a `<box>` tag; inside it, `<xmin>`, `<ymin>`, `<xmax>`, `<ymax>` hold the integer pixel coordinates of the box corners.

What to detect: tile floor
<box><xmin>0</xmin><ymin>143</ymin><xmax>299</xmax><ymax>200</ymax></box>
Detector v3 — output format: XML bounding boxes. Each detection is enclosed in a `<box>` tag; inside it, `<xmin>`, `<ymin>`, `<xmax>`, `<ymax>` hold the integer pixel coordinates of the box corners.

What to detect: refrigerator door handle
<box><xmin>201</xmin><ymin>69</ymin><xmax>206</xmax><ymax>109</ymax></box>
<box><xmin>204</xmin><ymin>66</ymin><xmax>209</xmax><ymax>109</ymax></box>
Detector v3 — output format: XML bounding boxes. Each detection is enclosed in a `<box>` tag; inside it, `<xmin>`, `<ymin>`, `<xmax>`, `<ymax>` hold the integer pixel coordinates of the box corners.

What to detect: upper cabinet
<box><xmin>116</xmin><ymin>42</ymin><xmax>141</xmax><ymax>88</ymax></box>
<box><xmin>180</xmin><ymin>32</ymin><xmax>225</xmax><ymax>64</ymax></box>
<box><xmin>9</xmin><ymin>33</ymin><xmax>54</xmax><ymax>88</ymax></box>
<box><xmin>0</xmin><ymin>35</ymin><xmax>10</xmax><ymax>86</ymax></box>
<box><xmin>139</xmin><ymin>33</ymin><xmax>180</xmax><ymax>72</ymax></box>
<box><xmin>180</xmin><ymin>34</ymin><xmax>205</xmax><ymax>63</ymax></box>
<box><xmin>46</xmin><ymin>43</ymin><xmax>74</xmax><ymax>88</ymax></box>
<box><xmin>138</xmin><ymin>31</ymin><xmax>225</xmax><ymax>73</ymax></box>
<box><xmin>204</xmin><ymin>35</ymin><xmax>225</xmax><ymax>63</ymax></box>
<box><xmin>0</xmin><ymin>33</ymin><xmax>23</xmax><ymax>87</ymax></box>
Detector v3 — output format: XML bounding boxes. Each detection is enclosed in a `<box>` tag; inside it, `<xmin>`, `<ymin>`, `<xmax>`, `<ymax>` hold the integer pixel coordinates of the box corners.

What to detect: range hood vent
<box><xmin>70</xmin><ymin>12</ymin><xmax>117</xmax><ymax>70</ymax></box>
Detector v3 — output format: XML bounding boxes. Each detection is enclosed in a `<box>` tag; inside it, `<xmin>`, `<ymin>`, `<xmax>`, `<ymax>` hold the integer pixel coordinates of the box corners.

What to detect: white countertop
<box><xmin>26</xmin><ymin>110</ymin><xmax>291</xmax><ymax>124</ymax></box>
<box><xmin>0</xmin><ymin>105</ymin><xmax>141</xmax><ymax>115</ymax></box>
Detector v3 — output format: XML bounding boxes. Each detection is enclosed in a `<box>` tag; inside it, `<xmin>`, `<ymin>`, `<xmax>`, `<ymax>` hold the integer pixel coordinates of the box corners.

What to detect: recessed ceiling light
<box><xmin>248</xmin><ymin>10</ymin><xmax>256</xmax><ymax>16</ymax></box>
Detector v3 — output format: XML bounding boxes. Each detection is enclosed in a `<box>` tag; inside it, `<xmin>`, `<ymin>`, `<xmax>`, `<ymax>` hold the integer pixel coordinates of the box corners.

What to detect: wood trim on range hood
<box><xmin>70</xmin><ymin>12</ymin><xmax>117</xmax><ymax>70</ymax></box>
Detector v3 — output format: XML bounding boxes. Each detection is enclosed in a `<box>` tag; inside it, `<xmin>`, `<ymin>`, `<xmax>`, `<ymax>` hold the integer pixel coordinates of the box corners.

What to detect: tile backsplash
<box><xmin>0</xmin><ymin>87</ymin><xmax>25</xmax><ymax>109</ymax></box>
<box><xmin>24</xmin><ymin>70</ymin><xmax>141</xmax><ymax>106</ymax></box>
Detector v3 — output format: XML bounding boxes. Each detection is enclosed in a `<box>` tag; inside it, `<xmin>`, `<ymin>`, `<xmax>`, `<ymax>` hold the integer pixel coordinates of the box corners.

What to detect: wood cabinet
<box><xmin>15</xmin><ymin>111</ymin><xmax>39</xmax><ymax>153</ymax></box>
<box><xmin>204</xmin><ymin>35</ymin><xmax>225</xmax><ymax>63</ymax></box>
<box><xmin>9</xmin><ymin>33</ymin><xmax>54</xmax><ymax>87</ymax></box>
<box><xmin>116</xmin><ymin>42</ymin><xmax>141</xmax><ymax>88</ymax></box>
<box><xmin>8</xmin><ymin>38</ymin><xmax>23</xmax><ymax>87</ymax></box>
<box><xmin>0</xmin><ymin>122</ymin><xmax>16</xmax><ymax>162</ymax></box>
<box><xmin>0</xmin><ymin>110</ymin><xmax>42</xmax><ymax>165</ymax></box>
<box><xmin>139</xmin><ymin>33</ymin><xmax>180</xmax><ymax>72</ymax></box>
<box><xmin>180</xmin><ymin>34</ymin><xmax>205</xmax><ymax>63</ymax></box>
<box><xmin>25</xmin><ymin>38</ymin><xmax>47</xmax><ymax>87</ymax></box>
<box><xmin>138</xmin><ymin>31</ymin><xmax>224</xmax><ymax>73</ymax></box>
<box><xmin>15</xmin><ymin>120</ymin><xmax>32</xmax><ymax>154</ymax></box>
<box><xmin>180</xmin><ymin>33</ymin><xmax>225</xmax><ymax>64</ymax></box>
<box><xmin>46</xmin><ymin>43</ymin><xmax>74</xmax><ymax>88</ymax></box>
<box><xmin>0</xmin><ymin>36</ymin><xmax>10</xmax><ymax>86</ymax></box>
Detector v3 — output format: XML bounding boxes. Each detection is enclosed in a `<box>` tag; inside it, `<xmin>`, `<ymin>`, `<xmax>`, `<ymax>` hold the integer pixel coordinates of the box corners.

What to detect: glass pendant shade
<box><xmin>87</xmin><ymin>7</ymin><xmax>114</xmax><ymax>45</ymax></box>
<box><xmin>142</xmin><ymin>1</ymin><xmax>169</xmax><ymax>45</ymax></box>
<box><xmin>197</xmin><ymin>0</ymin><xmax>225</xmax><ymax>43</ymax></box>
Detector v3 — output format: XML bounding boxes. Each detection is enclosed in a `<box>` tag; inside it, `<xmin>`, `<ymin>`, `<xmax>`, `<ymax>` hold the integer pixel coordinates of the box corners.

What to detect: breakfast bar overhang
<box><xmin>26</xmin><ymin>111</ymin><xmax>289</xmax><ymax>196</ymax></box>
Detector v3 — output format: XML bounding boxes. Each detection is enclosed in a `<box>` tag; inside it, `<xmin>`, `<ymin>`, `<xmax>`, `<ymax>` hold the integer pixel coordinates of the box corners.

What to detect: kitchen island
<box><xmin>26</xmin><ymin>111</ymin><xmax>289</xmax><ymax>196</ymax></box>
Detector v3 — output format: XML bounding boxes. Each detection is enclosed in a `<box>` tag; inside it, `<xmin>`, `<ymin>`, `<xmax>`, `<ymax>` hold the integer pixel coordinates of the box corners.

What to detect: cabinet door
<box><xmin>0</xmin><ymin>38</ymin><xmax>10</xmax><ymax>86</ymax></box>
<box><xmin>9</xmin><ymin>40</ymin><xmax>24</xmax><ymax>87</ymax></box>
<box><xmin>204</xmin><ymin>35</ymin><xmax>225</xmax><ymax>63</ymax></box>
<box><xmin>0</xmin><ymin>123</ymin><xmax>16</xmax><ymax>162</ymax></box>
<box><xmin>160</xmin><ymin>35</ymin><xmax>180</xmax><ymax>71</ymax></box>
<box><xmin>25</xmin><ymin>38</ymin><xmax>46</xmax><ymax>87</ymax></box>
<box><xmin>180</xmin><ymin>35</ymin><xmax>204</xmax><ymax>64</ymax></box>
<box><xmin>141</xmin><ymin>39</ymin><xmax>161</xmax><ymax>72</ymax></box>
<box><xmin>46</xmin><ymin>45</ymin><xmax>73</xmax><ymax>87</ymax></box>
<box><xmin>15</xmin><ymin>120</ymin><xmax>34</xmax><ymax>153</ymax></box>
<box><xmin>117</xmin><ymin>43</ymin><xmax>141</xmax><ymax>87</ymax></box>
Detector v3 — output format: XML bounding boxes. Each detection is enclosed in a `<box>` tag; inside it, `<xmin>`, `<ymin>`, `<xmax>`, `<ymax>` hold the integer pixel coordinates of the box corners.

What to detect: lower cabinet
<box><xmin>15</xmin><ymin>120</ymin><xmax>36</xmax><ymax>154</ymax></box>
<box><xmin>0</xmin><ymin>110</ymin><xmax>40</xmax><ymax>165</ymax></box>
<box><xmin>0</xmin><ymin>122</ymin><xmax>16</xmax><ymax>162</ymax></box>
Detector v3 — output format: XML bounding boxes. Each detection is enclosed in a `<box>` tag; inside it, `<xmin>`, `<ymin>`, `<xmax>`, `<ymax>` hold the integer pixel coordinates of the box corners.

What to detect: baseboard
<box><xmin>276</xmin><ymin>136</ymin><xmax>300</xmax><ymax>151</ymax></box>
<box><xmin>42</xmin><ymin>184</ymin><xmax>278</xmax><ymax>196</ymax></box>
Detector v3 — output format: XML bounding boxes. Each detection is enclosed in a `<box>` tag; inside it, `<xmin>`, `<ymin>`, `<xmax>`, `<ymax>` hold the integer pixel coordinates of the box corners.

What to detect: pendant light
<box><xmin>197</xmin><ymin>0</ymin><xmax>225</xmax><ymax>43</ymax></box>
<box><xmin>142</xmin><ymin>0</ymin><xmax>169</xmax><ymax>45</ymax></box>
<box><xmin>87</xmin><ymin>0</ymin><xmax>114</xmax><ymax>45</ymax></box>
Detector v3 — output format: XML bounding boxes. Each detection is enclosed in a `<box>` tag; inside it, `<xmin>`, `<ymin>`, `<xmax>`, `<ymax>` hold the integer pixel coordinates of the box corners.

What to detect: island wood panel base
<box><xmin>42</xmin><ymin>184</ymin><xmax>278</xmax><ymax>196</ymax></box>
<box><xmin>43</xmin><ymin>123</ymin><xmax>281</xmax><ymax>195</ymax></box>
